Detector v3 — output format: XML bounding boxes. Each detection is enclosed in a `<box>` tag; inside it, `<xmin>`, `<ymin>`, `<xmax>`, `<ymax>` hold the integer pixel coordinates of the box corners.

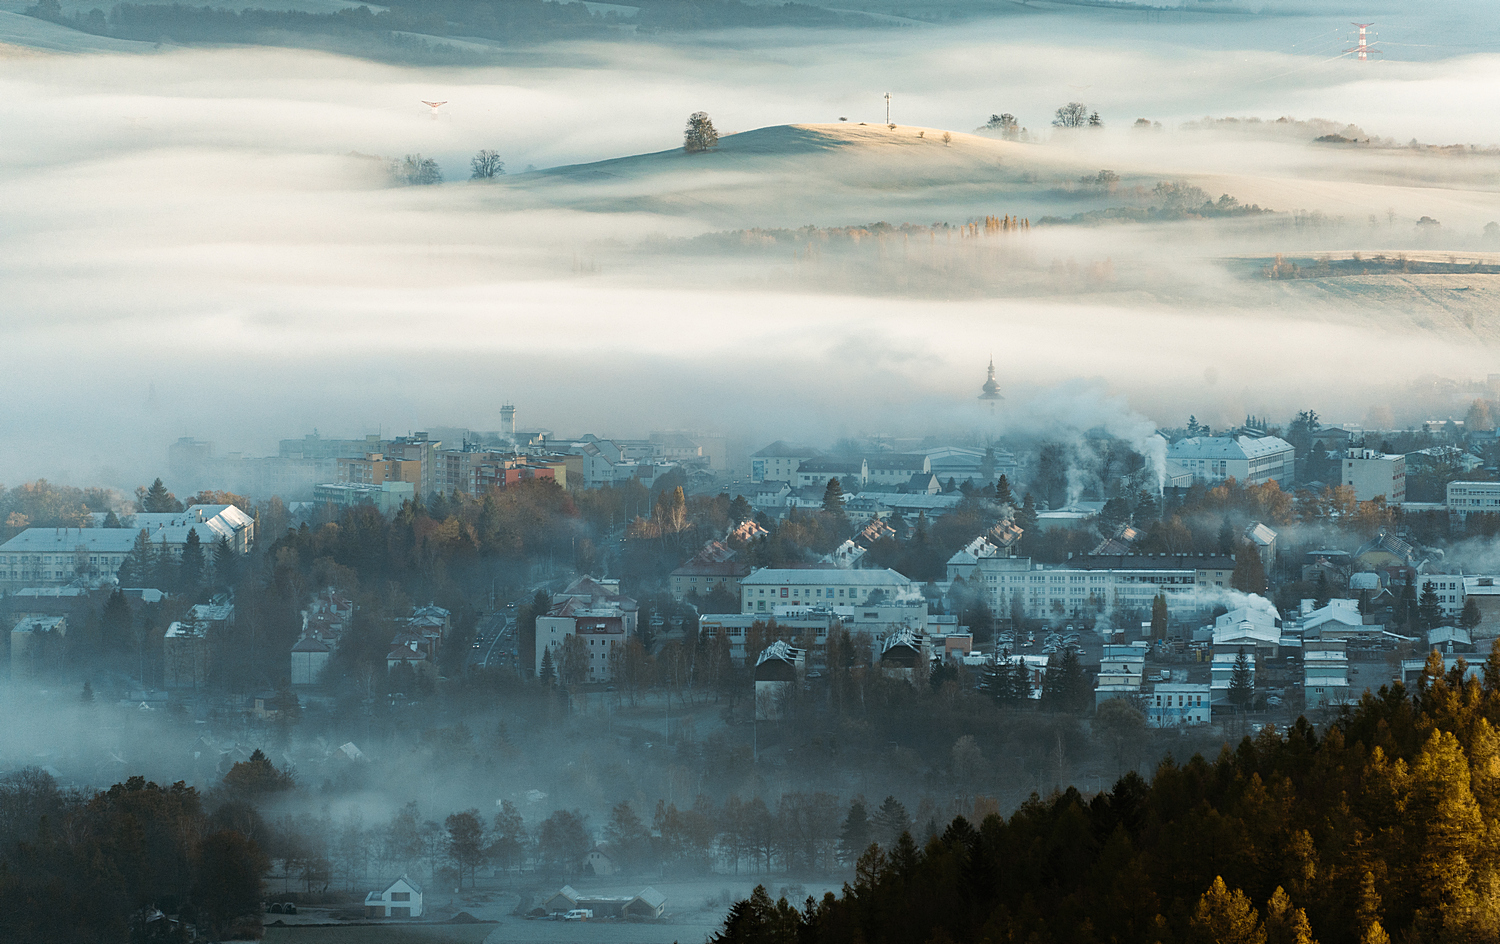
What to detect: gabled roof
<box><xmin>1244</xmin><ymin>522</ymin><xmax>1278</xmax><ymax>547</ymax></box>
<box><xmin>754</xmin><ymin>441</ymin><xmax>816</xmax><ymax>458</ymax></box>
<box><xmin>633</xmin><ymin>887</ymin><xmax>667</xmax><ymax>908</ymax></box>
<box><xmin>1355</xmin><ymin>530</ymin><xmax>1415</xmax><ymax>564</ymax></box>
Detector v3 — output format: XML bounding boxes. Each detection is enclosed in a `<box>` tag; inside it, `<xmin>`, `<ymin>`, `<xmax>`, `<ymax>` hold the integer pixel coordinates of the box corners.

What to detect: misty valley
<box><xmin>8</xmin><ymin>0</ymin><xmax>1500</xmax><ymax>942</ymax></box>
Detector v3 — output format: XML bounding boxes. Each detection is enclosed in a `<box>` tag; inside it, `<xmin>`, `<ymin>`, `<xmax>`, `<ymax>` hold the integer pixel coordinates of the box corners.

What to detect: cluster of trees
<box><xmin>1052</xmin><ymin>102</ymin><xmax>1101</xmax><ymax>129</ymax></box>
<box><xmin>393</xmin><ymin>153</ymin><xmax>442</xmax><ymax>185</ymax></box>
<box><xmin>714</xmin><ymin>649</ymin><xmax>1500</xmax><ymax>944</ymax></box>
<box><xmin>0</xmin><ymin>767</ymin><xmax>268</xmax><ymax>943</ymax></box>
<box><xmin>685</xmin><ymin>112</ymin><xmax>720</xmax><ymax>152</ymax></box>
<box><xmin>982</xmin><ymin>113</ymin><xmax>1021</xmax><ymax>139</ymax></box>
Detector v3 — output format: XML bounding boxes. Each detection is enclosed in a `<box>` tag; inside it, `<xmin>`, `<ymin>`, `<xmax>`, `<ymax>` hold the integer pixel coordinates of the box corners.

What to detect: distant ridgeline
<box><xmin>1262</xmin><ymin>252</ymin><xmax>1500</xmax><ymax>281</ymax></box>
<box><xmin>714</xmin><ymin>653</ymin><xmax>1500</xmax><ymax>944</ymax></box>
<box><xmin>24</xmin><ymin>0</ymin><xmax>878</xmax><ymax>60</ymax></box>
<box><xmin>681</xmin><ymin>217</ymin><xmax>1032</xmax><ymax>253</ymax></box>
<box><xmin>1035</xmin><ymin>181</ymin><xmax>1273</xmax><ymax>226</ymax></box>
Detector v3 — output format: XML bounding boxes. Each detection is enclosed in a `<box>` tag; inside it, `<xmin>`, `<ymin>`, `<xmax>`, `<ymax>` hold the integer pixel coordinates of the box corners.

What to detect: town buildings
<box><xmin>1342</xmin><ymin>449</ymin><xmax>1406</xmax><ymax>503</ymax></box>
<box><xmin>1165</xmin><ymin>435</ymin><xmax>1295</xmax><ymax>486</ymax></box>
<box><xmin>1146</xmin><ymin>683</ymin><xmax>1211</xmax><ymax>727</ymax></box>
<box><xmin>534</xmin><ymin>576</ymin><xmax>639</xmax><ymax>682</ymax></box>
<box><xmin>739</xmin><ymin>567</ymin><xmax>915</xmax><ymax>614</ymax></box>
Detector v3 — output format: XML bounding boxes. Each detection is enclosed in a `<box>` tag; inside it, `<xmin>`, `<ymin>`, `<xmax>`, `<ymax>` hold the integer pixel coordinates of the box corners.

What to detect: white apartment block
<box><xmin>1447</xmin><ymin>481</ymin><xmax>1500</xmax><ymax>521</ymax></box>
<box><xmin>1166</xmin><ymin>435</ymin><xmax>1295</xmax><ymax>486</ymax></box>
<box><xmin>975</xmin><ymin>556</ymin><xmax>1199</xmax><ymax>621</ymax></box>
<box><xmin>740</xmin><ymin>568</ymin><xmax>914</xmax><ymax>614</ymax></box>
<box><xmin>1342</xmin><ymin>449</ymin><xmax>1406</xmax><ymax>503</ymax></box>
<box><xmin>1147</xmin><ymin>683</ymin><xmax>1211</xmax><ymax>726</ymax></box>
<box><xmin>0</xmin><ymin>529</ymin><xmax>136</xmax><ymax>589</ymax></box>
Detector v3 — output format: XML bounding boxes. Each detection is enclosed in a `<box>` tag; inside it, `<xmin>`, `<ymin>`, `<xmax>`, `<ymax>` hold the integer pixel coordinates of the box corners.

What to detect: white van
<box><xmin>564</xmin><ymin>909</ymin><xmax>593</xmax><ymax>921</ymax></box>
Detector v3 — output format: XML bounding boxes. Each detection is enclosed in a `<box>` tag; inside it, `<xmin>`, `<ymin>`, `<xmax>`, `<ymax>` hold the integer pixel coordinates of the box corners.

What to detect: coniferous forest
<box><xmin>716</xmin><ymin>650</ymin><xmax>1500</xmax><ymax>944</ymax></box>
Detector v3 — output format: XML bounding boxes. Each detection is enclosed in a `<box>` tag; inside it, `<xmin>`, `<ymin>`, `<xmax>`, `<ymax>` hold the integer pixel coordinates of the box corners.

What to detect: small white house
<box><xmin>365</xmin><ymin>875</ymin><xmax>423</xmax><ymax>918</ymax></box>
<box><xmin>586</xmin><ymin>846</ymin><xmax>620</xmax><ymax>876</ymax></box>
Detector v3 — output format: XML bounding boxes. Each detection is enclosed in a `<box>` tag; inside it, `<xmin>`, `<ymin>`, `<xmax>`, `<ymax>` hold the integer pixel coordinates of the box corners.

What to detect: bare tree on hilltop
<box><xmin>684</xmin><ymin>111</ymin><xmax>719</xmax><ymax>153</ymax></box>
<box><xmin>469</xmin><ymin>149</ymin><xmax>505</xmax><ymax>179</ymax></box>
<box><xmin>1052</xmin><ymin>102</ymin><xmax>1088</xmax><ymax>128</ymax></box>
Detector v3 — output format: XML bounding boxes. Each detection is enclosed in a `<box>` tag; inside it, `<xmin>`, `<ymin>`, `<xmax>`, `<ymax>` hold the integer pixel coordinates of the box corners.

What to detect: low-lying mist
<box><xmin>4</xmin><ymin>13</ymin><xmax>1500</xmax><ymax>486</ymax></box>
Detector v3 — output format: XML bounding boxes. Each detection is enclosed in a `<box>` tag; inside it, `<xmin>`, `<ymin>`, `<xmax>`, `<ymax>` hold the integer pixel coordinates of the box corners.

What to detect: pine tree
<box><xmin>139</xmin><ymin>477</ymin><xmax>182</xmax><ymax>513</ymax></box>
<box><xmin>822</xmin><ymin>478</ymin><xmax>847</xmax><ymax>518</ymax></box>
<box><xmin>870</xmin><ymin>796</ymin><xmax>912</xmax><ymax>849</ymax></box>
<box><xmin>179</xmin><ymin>529</ymin><xmax>204</xmax><ymax>590</ymax></box>
<box><xmin>150</xmin><ymin>536</ymin><xmax>175</xmax><ymax>590</ymax></box>
<box><xmin>1042</xmin><ymin>648</ymin><xmax>1088</xmax><ymax>713</ymax></box>
<box><xmin>80</xmin><ymin>680</ymin><xmax>94</xmax><ymax>703</ymax></box>
<box><xmin>1150</xmin><ymin>593</ymin><xmax>1169</xmax><ymax>641</ymax></box>
<box><xmin>1264</xmin><ymin>887</ymin><xmax>1314</xmax><ymax>944</ymax></box>
<box><xmin>1189</xmin><ymin>876</ymin><xmax>1265</xmax><ymax>944</ymax></box>
<box><xmin>994</xmin><ymin>474</ymin><xmax>1014</xmax><ymax>507</ymax></box>
<box><xmin>101</xmin><ymin>589</ymin><xmax>132</xmax><ymax>658</ymax></box>
<box><xmin>838</xmin><ymin>799</ymin><xmax>871</xmax><ymax>864</ymax></box>
<box><xmin>539</xmin><ymin>646</ymin><xmax>557</xmax><ymax>686</ymax></box>
<box><xmin>117</xmin><ymin>529</ymin><xmax>152</xmax><ymax>586</ymax></box>
<box><xmin>1461</xmin><ymin>597</ymin><xmax>1483</xmax><ymax>633</ymax></box>
<box><xmin>1397</xmin><ymin>579</ymin><xmax>1417</xmax><ymax>630</ymax></box>
<box><xmin>1218</xmin><ymin>518</ymin><xmax>1237</xmax><ymax>555</ymax></box>
<box><xmin>1016</xmin><ymin>494</ymin><xmax>1038</xmax><ymax>552</ymax></box>
<box><xmin>728</xmin><ymin>495</ymin><xmax>753</xmax><ymax>524</ymax></box>
<box><xmin>1229</xmin><ymin>647</ymin><xmax>1254</xmax><ymax>710</ymax></box>
<box><xmin>1232</xmin><ymin>544</ymin><xmax>1268</xmax><ymax>595</ymax></box>
<box><xmin>1417</xmin><ymin>583</ymin><xmax>1444</xmax><ymax>631</ymax></box>
<box><xmin>103</xmin><ymin>510</ymin><xmax>122</xmax><ymax>528</ymax></box>
<box><xmin>213</xmin><ymin>535</ymin><xmax>237</xmax><ymax>589</ymax></box>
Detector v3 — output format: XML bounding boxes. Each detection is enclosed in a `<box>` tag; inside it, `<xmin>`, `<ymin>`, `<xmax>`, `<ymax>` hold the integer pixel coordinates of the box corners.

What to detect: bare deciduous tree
<box><xmin>1052</xmin><ymin>102</ymin><xmax>1088</xmax><ymax>128</ymax></box>
<box><xmin>470</xmin><ymin>149</ymin><xmax>505</xmax><ymax>179</ymax></box>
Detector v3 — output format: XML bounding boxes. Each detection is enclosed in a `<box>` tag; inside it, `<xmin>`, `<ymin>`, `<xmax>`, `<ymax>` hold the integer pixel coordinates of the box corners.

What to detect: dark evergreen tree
<box><xmin>728</xmin><ymin>495</ymin><xmax>753</xmax><ymax>524</ymax></box>
<box><xmin>994</xmin><ymin>474</ymin><xmax>1014</xmax><ymax>507</ymax></box>
<box><xmin>822</xmin><ymin>478</ymin><xmax>847</xmax><ymax>518</ymax></box>
<box><xmin>212</xmin><ymin>535</ymin><xmax>237</xmax><ymax>589</ymax></box>
<box><xmin>1461</xmin><ymin>597</ymin><xmax>1483</xmax><ymax>633</ymax></box>
<box><xmin>1231</xmin><ymin>545</ymin><xmax>1268</xmax><ymax>595</ymax></box>
<box><xmin>138</xmin><ymin>477</ymin><xmax>182</xmax><ymax>513</ymax></box>
<box><xmin>838</xmin><ymin>799</ymin><xmax>871</xmax><ymax>864</ymax></box>
<box><xmin>102</xmin><ymin>510</ymin><xmax>122</xmax><ymax>528</ymax></box>
<box><xmin>1150</xmin><ymin>592</ymin><xmax>1169</xmax><ymax>641</ymax></box>
<box><xmin>1228</xmin><ymin>647</ymin><xmax>1254</xmax><ymax>709</ymax></box>
<box><xmin>870</xmin><ymin>796</ymin><xmax>912</xmax><ymax>849</ymax></box>
<box><xmin>101</xmin><ymin>589</ymin><xmax>132</xmax><ymax>658</ymax></box>
<box><xmin>1041</xmin><ymin>648</ymin><xmax>1089</xmax><ymax>713</ymax></box>
<box><xmin>1417</xmin><ymin>583</ymin><xmax>1444</xmax><ymax>631</ymax></box>
<box><xmin>179</xmin><ymin>529</ymin><xmax>204</xmax><ymax>591</ymax></box>
<box><xmin>117</xmin><ymin>529</ymin><xmax>152</xmax><ymax>587</ymax></box>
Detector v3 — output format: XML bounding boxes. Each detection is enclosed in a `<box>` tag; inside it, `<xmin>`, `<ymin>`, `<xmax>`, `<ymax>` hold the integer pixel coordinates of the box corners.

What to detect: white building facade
<box><xmin>1166</xmin><ymin>435</ymin><xmax>1295</xmax><ymax>486</ymax></box>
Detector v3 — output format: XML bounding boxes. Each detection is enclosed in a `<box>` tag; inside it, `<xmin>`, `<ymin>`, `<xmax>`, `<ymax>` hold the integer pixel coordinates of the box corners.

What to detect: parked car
<box><xmin>564</xmin><ymin>909</ymin><xmax>593</xmax><ymax>921</ymax></box>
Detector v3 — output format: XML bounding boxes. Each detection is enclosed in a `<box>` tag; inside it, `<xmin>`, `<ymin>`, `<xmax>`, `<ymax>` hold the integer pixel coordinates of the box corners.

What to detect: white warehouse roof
<box><xmin>741</xmin><ymin>567</ymin><xmax>912</xmax><ymax>587</ymax></box>
<box><xmin>1167</xmin><ymin>435</ymin><xmax>1293</xmax><ymax>461</ymax></box>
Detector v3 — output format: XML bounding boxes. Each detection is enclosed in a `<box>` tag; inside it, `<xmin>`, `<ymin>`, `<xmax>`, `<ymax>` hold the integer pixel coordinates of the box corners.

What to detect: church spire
<box><xmin>979</xmin><ymin>357</ymin><xmax>1002</xmax><ymax>402</ymax></box>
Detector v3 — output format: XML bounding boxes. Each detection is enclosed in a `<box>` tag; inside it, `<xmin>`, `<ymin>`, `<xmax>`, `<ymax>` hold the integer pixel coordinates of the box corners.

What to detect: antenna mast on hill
<box><xmin>1345</xmin><ymin>24</ymin><xmax>1380</xmax><ymax>61</ymax></box>
<box><xmin>884</xmin><ymin>93</ymin><xmax>891</xmax><ymax>125</ymax></box>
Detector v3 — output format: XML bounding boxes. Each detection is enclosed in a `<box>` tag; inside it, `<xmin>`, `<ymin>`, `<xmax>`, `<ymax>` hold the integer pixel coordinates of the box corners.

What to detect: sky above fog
<box><xmin>3</xmin><ymin>5</ymin><xmax>1500</xmax><ymax>487</ymax></box>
